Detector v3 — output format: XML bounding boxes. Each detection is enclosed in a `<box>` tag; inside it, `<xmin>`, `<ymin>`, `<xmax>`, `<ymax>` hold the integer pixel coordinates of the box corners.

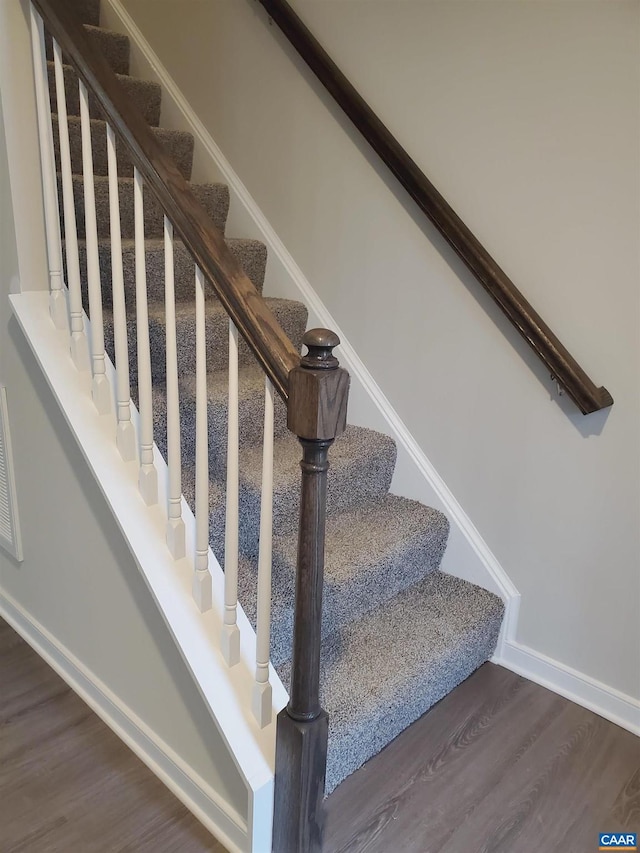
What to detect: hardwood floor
<box><xmin>2</xmin><ymin>615</ymin><xmax>638</xmax><ymax>853</ymax></box>
<box><xmin>324</xmin><ymin>662</ymin><xmax>640</xmax><ymax>853</ymax></box>
<box><xmin>0</xmin><ymin>618</ymin><xmax>226</xmax><ymax>852</ymax></box>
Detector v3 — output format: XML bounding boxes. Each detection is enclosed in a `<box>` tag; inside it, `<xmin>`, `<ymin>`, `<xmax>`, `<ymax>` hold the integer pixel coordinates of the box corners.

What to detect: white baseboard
<box><xmin>0</xmin><ymin>588</ymin><xmax>249</xmax><ymax>853</ymax></box>
<box><xmin>495</xmin><ymin>639</ymin><xmax>640</xmax><ymax>737</ymax></box>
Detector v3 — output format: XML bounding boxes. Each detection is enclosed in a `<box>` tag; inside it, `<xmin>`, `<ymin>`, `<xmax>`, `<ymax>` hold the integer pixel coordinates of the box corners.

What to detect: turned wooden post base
<box><xmin>272</xmin><ymin>708</ymin><xmax>329</xmax><ymax>853</ymax></box>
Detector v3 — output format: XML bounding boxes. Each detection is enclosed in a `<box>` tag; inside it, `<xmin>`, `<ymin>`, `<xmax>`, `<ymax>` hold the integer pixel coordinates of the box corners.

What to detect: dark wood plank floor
<box><xmin>0</xmin><ymin>618</ymin><xmax>226</xmax><ymax>852</ymax></box>
<box><xmin>324</xmin><ymin>662</ymin><xmax>640</xmax><ymax>853</ymax></box>
<box><xmin>2</xmin><ymin>616</ymin><xmax>638</xmax><ymax>853</ymax></box>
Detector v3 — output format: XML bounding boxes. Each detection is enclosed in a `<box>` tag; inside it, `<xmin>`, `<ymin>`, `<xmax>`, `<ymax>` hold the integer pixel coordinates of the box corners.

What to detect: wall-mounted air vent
<box><xmin>0</xmin><ymin>386</ymin><xmax>23</xmax><ymax>562</ymax></box>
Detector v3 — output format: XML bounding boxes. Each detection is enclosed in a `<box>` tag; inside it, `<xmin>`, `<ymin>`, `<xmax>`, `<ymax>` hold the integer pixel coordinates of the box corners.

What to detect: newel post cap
<box><xmin>301</xmin><ymin>328</ymin><xmax>341</xmax><ymax>370</ymax></box>
<box><xmin>287</xmin><ymin>329</ymin><xmax>349</xmax><ymax>441</ymax></box>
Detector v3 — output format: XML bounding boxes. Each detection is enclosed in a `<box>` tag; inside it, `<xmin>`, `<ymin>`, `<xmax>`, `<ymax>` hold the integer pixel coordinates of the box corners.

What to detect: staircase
<box><xmin>31</xmin><ymin>0</ymin><xmax>504</xmax><ymax>844</ymax></box>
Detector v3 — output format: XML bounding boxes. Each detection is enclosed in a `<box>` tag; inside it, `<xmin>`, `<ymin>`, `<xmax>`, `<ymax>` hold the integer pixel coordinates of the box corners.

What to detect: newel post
<box><xmin>272</xmin><ymin>329</ymin><xmax>349</xmax><ymax>853</ymax></box>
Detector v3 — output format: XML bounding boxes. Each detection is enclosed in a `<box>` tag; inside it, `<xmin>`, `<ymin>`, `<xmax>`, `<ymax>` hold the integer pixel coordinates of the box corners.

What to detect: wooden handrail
<box><xmin>256</xmin><ymin>0</ymin><xmax>613</xmax><ymax>415</ymax></box>
<box><xmin>33</xmin><ymin>0</ymin><xmax>300</xmax><ymax>401</ymax></box>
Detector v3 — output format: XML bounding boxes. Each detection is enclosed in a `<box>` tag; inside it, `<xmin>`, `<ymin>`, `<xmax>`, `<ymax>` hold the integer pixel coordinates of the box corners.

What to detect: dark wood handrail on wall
<box><xmin>256</xmin><ymin>0</ymin><xmax>614</xmax><ymax>415</ymax></box>
<box><xmin>33</xmin><ymin>0</ymin><xmax>299</xmax><ymax>401</ymax></box>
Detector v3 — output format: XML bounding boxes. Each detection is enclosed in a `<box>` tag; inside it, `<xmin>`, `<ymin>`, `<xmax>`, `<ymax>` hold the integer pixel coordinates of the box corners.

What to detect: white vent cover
<box><xmin>0</xmin><ymin>386</ymin><xmax>23</xmax><ymax>561</ymax></box>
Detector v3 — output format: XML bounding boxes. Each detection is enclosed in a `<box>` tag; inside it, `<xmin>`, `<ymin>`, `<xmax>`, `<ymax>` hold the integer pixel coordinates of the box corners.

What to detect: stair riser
<box><xmin>46</xmin><ymin>27</ymin><xmax>130</xmax><ymax>75</ymax></box>
<box><xmin>52</xmin><ymin>116</ymin><xmax>194</xmax><ymax>180</ymax></box>
<box><xmin>48</xmin><ymin>62</ymin><xmax>161</xmax><ymax>125</ymax></box>
<box><xmin>65</xmin><ymin>176</ymin><xmax>229</xmax><ymax>239</ymax></box>
<box><xmin>103</xmin><ymin>300</ymin><xmax>304</xmax><ymax>384</ymax></box>
<box><xmin>74</xmin><ymin>238</ymin><xmax>267</xmax><ymax>306</ymax></box>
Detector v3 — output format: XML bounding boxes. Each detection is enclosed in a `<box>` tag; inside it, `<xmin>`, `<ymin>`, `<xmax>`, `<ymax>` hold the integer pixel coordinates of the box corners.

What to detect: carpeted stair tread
<box><xmin>52</xmin><ymin>115</ymin><xmax>194</xmax><ymax>180</ymax></box>
<box><xmin>163</xmin><ymin>296</ymin><xmax>306</xmax><ymax>373</ymax></box>
<box><xmin>102</xmin><ymin>297</ymin><xmax>306</xmax><ymax>382</ymax></box>
<box><xmin>197</xmin><ymin>425</ymin><xmax>398</xmax><ymax>558</ymax></box>
<box><xmin>277</xmin><ymin>571</ymin><xmax>504</xmax><ymax>793</ymax></box>
<box><xmin>48</xmin><ymin>61</ymin><xmax>161</xmax><ymax>125</ymax></box>
<box><xmin>174</xmin><ymin>364</ymin><xmax>290</xmax><ymax>467</ymax></box>
<box><xmin>243</xmin><ymin>425</ymin><xmax>396</xmax><ymax>505</ymax></box>
<box><xmin>239</xmin><ymin>495</ymin><xmax>450</xmax><ymax>668</ymax></box>
<box><xmin>46</xmin><ymin>25</ymin><xmax>130</xmax><ymax>75</ymax></box>
<box><xmin>151</xmin><ymin>365</ymin><xmax>288</xmax><ymax>474</ymax></box>
<box><xmin>67</xmin><ymin>174</ymin><xmax>230</xmax><ymax>239</ymax></box>
<box><xmin>77</xmin><ymin>236</ymin><xmax>268</xmax><ymax>304</ymax></box>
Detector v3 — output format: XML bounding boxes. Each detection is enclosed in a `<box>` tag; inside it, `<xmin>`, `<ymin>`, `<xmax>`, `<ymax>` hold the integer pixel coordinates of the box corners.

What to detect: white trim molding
<box><xmin>495</xmin><ymin>639</ymin><xmax>640</xmax><ymax>737</ymax></box>
<box><xmin>0</xmin><ymin>589</ymin><xmax>248</xmax><ymax>853</ymax></box>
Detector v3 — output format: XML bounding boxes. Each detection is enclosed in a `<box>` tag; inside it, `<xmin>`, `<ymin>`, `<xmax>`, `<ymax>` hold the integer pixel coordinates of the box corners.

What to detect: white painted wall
<box><xmin>0</xmin><ymin>0</ymin><xmax>49</xmax><ymax>292</ymax></box>
<box><xmin>119</xmin><ymin>0</ymin><xmax>639</xmax><ymax>701</ymax></box>
<box><xmin>0</xmin><ymin>92</ymin><xmax>248</xmax><ymax>823</ymax></box>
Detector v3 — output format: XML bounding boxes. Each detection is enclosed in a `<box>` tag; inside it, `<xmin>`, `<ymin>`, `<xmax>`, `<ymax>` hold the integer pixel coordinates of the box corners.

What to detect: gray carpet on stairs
<box><xmin>46</xmin><ymin>25</ymin><xmax>131</xmax><ymax>75</ymax></box>
<box><xmin>52</xmin><ymin>115</ymin><xmax>195</xmax><ymax>179</ymax></box>
<box><xmin>103</xmin><ymin>298</ymin><xmax>308</xmax><ymax>381</ymax></box>
<box><xmin>48</xmin><ymin>61</ymin><xmax>162</xmax><ymax>125</ymax></box>
<box><xmin>68</xmin><ymin>174</ymin><xmax>230</xmax><ymax>238</ymax></box>
<box><xmin>49</xmin><ymin>0</ymin><xmax>505</xmax><ymax>796</ymax></box>
<box><xmin>75</xmin><ymin>236</ymin><xmax>268</xmax><ymax>304</ymax></box>
<box><xmin>293</xmin><ymin>571</ymin><xmax>504</xmax><ymax>794</ymax></box>
<box><xmin>239</xmin><ymin>494</ymin><xmax>451</xmax><ymax>668</ymax></box>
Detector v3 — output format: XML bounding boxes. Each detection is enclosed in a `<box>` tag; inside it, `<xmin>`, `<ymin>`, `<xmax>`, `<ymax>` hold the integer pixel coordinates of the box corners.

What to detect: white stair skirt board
<box><xmin>9</xmin><ymin>291</ymin><xmax>288</xmax><ymax>853</ymax></box>
<box><xmin>0</xmin><ymin>386</ymin><xmax>24</xmax><ymax>562</ymax></box>
<box><xmin>0</xmin><ymin>590</ymin><xmax>247</xmax><ymax>853</ymax></box>
<box><xmin>97</xmin><ymin>0</ymin><xmax>638</xmax><ymax>734</ymax></box>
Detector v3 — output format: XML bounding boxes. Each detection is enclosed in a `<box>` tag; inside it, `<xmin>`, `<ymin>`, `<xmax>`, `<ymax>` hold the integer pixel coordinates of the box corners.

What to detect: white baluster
<box><xmin>107</xmin><ymin>124</ymin><xmax>136</xmax><ymax>461</ymax></box>
<box><xmin>134</xmin><ymin>167</ymin><xmax>157</xmax><ymax>504</ymax></box>
<box><xmin>221</xmin><ymin>318</ymin><xmax>240</xmax><ymax>665</ymax></box>
<box><xmin>29</xmin><ymin>8</ymin><xmax>67</xmax><ymax>330</ymax></box>
<box><xmin>252</xmin><ymin>377</ymin><xmax>274</xmax><ymax>727</ymax></box>
<box><xmin>79</xmin><ymin>79</ymin><xmax>110</xmax><ymax>414</ymax></box>
<box><xmin>52</xmin><ymin>39</ymin><xmax>89</xmax><ymax>371</ymax></box>
<box><xmin>194</xmin><ymin>265</ymin><xmax>212</xmax><ymax>610</ymax></box>
<box><xmin>165</xmin><ymin>217</ymin><xmax>185</xmax><ymax>558</ymax></box>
